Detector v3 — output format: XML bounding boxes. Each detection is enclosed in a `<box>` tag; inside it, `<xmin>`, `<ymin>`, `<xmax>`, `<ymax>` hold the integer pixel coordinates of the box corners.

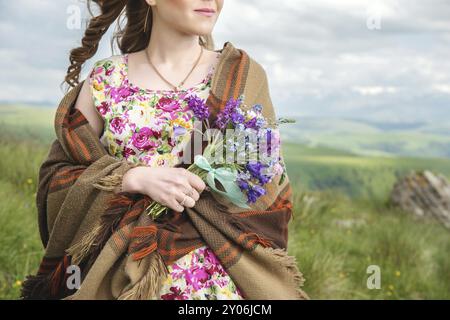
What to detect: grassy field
<box><xmin>1</xmin><ymin>105</ymin><xmax>449</xmax><ymax>299</ymax></box>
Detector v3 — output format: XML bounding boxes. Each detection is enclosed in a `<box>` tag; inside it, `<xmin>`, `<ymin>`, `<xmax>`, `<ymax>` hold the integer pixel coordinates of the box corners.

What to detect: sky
<box><xmin>1</xmin><ymin>0</ymin><xmax>449</xmax><ymax>123</ymax></box>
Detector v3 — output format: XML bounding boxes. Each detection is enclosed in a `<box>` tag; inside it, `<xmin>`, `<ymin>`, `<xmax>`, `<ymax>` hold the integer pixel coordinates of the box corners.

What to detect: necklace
<box><xmin>144</xmin><ymin>46</ymin><xmax>204</xmax><ymax>92</ymax></box>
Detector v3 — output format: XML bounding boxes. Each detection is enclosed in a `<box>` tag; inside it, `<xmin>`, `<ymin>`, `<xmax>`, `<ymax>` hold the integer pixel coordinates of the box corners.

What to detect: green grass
<box><xmin>0</xmin><ymin>179</ymin><xmax>43</xmax><ymax>299</ymax></box>
<box><xmin>0</xmin><ymin>139</ymin><xmax>47</xmax><ymax>299</ymax></box>
<box><xmin>1</xmin><ymin>105</ymin><xmax>450</xmax><ymax>299</ymax></box>
<box><xmin>288</xmin><ymin>188</ymin><xmax>450</xmax><ymax>299</ymax></box>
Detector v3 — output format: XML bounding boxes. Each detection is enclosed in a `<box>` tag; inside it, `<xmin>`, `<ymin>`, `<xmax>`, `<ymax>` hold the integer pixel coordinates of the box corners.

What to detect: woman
<box><xmin>22</xmin><ymin>0</ymin><xmax>308</xmax><ymax>300</ymax></box>
<box><xmin>74</xmin><ymin>0</ymin><xmax>238</xmax><ymax>299</ymax></box>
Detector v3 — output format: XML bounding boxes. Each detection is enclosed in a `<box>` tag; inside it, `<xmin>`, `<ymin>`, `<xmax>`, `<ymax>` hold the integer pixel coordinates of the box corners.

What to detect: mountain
<box><xmin>279</xmin><ymin>116</ymin><xmax>450</xmax><ymax>159</ymax></box>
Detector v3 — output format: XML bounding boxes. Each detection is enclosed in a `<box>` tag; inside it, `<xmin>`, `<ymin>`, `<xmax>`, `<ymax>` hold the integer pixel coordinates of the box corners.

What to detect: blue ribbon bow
<box><xmin>194</xmin><ymin>155</ymin><xmax>251</xmax><ymax>209</ymax></box>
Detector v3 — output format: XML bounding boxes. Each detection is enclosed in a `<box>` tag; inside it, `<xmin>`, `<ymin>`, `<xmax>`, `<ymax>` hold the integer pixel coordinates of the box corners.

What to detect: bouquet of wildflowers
<box><xmin>144</xmin><ymin>94</ymin><xmax>295</xmax><ymax>220</ymax></box>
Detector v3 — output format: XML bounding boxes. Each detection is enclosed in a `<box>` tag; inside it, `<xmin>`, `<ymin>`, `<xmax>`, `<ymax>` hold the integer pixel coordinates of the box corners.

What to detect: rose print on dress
<box><xmin>157</xmin><ymin>96</ymin><xmax>183</xmax><ymax>112</ymax></box>
<box><xmin>109</xmin><ymin>117</ymin><xmax>126</xmax><ymax>135</ymax></box>
<box><xmin>130</xmin><ymin>127</ymin><xmax>160</xmax><ymax>151</ymax></box>
<box><xmin>110</xmin><ymin>85</ymin><xmax>138</xmax><ymax>104</ymax></box>
<box><xmin>121</xmin><ymin>146</ymin><xmax>136</xmax><ymax>159</ymax></box>
<box><xmin>97</xmin><ymin>101</ymin><xmax>110</xmax><ymax>116</ymax></box>
<box><xmin>160</xmin><ymin>286</ymin><xmax>189</xmax><ymax>300</ymax></box>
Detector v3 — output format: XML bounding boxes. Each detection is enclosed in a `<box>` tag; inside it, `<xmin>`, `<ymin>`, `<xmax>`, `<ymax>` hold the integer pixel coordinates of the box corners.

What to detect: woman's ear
<box><xmin>145</xmin><ymin>0</ymin><xmax>156</xmax><ymax>6</ymax></box>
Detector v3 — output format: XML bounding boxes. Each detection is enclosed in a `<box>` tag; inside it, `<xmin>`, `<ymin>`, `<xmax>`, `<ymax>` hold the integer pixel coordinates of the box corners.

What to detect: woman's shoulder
<box><xmin>88</xmin><ymin>54</ymin><xmax>127</xmax><ymax>89</ymax></box>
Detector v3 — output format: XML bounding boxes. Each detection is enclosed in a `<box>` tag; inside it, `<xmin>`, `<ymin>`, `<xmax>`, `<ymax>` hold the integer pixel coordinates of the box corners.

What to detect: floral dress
<box><xmin>88</xmin><ymin>52</ymin><xmax>245</xmax><ymax>300</ymax></box>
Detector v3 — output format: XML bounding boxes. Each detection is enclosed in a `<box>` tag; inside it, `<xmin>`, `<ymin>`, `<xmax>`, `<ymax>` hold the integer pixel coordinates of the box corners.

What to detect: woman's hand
<box><xmin>122</xmin><ymin>166</ymin><xmax>206</xmax><ymax>213</ymax></box>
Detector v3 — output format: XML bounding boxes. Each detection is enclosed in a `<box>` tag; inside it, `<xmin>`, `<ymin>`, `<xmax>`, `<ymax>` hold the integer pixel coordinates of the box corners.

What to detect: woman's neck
<box><xmin>146</xmin><ymin>17</ymin><xmax>204</xmax><ymax>68</ymax></box>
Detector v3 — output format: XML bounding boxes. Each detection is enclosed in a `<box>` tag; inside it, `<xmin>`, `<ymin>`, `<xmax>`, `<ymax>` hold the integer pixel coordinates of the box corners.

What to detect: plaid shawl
<box><xmin>21</xmin><ymin>41</ymin><xmax>308</xmax><ymax>300</ymax></box>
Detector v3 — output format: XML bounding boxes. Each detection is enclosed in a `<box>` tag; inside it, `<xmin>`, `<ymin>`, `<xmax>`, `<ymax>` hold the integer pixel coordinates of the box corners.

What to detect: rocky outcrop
<box><xmin>390</xmin><ymin>170</ymin><xmax>450</xmax><ymax>229</ymax></box>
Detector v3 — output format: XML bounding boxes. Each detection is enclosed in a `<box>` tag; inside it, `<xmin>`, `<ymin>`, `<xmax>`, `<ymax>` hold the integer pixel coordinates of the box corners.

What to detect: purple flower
<box><xmin>231</xmin><ymin>111</ymin><xmax>245</xmax><ymax>124</ymax></box>
<box><xmin>265</xmin><ymin>129</ymin><xmax>273</xmax><ymax>154</ymax></box>
<box><xmin>258</xmin><ymin>174</ymin><xmax>271</xmax><ymax>185</ymax></box>
<box><xmin>187</xmin><ymin>95</ymin><xmax>210</xmax><ymax>121</ymax></box>
<box><xmin>214</xmin><ymin>97</ymin><xmax>243</xmax><ymax>129</ymax></box>
<box><xmin>237</xmin><ymin>179</ymin><xmax>250</xmax><ymax>192</ymax></box>
<box><xmin>244</xmin><ymin>117</ymin><xmax>258</xmax><ymax>129</ymax></box>
<box><xmin>246</xmin><ymin>162</ymin><xmax>271</xmax><ymax>185</ymax></box>
<box><xmin>246</xmin><ymin>162</ymin><xmax>263</xmax><ymax>178</ymax></box>
<box><xmin>247</xmin><ymin>184</ymin><xmax>266</xmax><ymax>203</ymax></box>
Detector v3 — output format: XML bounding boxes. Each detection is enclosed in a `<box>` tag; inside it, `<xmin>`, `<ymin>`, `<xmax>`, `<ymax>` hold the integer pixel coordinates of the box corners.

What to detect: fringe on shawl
<box><xmin>117</xmin><ymin>251</ymin><xmax>169</xmax><ymax>300</ymax></box>
<box><xmin>263</xmin><ymin>246</ymin><xmax>310</xmax><ymax>300</ymax></box>
<box><xmin>66</xmin><ymin>170</ymin><xmax>135</xmax><ymax>264</ymax></box>
<box><xmin>20</xmin><ymin>255</ymin><xmax>74</xmax><ymax>300</ymax></box>
<box><xmin>21</xmin><ymin>170</ymin><xmax>135</xmax><ymax>299</ymax></box>
<box><xmin>20</xmin><ymin>273</ymin><xmax>52</xmax><ymax>300</ymax></box>
<box><xmin>65</xmin><ymin>224</ymin><xmax>103</xmax><ymax>266</ymax></box>
<box><xmin>65</xmin><ymin>193</ymin><xmax>137</xmax><ymax>267</ymax></box>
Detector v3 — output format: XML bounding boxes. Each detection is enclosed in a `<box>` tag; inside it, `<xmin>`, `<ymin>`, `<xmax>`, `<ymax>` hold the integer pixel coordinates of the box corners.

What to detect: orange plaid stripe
<box><xmin>49</xmin><ymin>167</ymin><xmax>86</xmax><ymax>193</ymax></box>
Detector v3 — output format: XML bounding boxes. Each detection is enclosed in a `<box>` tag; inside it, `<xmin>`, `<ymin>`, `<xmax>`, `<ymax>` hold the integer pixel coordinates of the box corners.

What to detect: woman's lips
<box><xmin>194</xmin><ymin>9</ymin><xmax>215</xmax><ymax>17</ymax></box>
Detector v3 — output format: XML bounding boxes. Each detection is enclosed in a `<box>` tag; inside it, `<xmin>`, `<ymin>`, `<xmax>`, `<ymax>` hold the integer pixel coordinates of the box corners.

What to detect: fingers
<box><xmin>164</xmin><ymin>193</ymin><xmax>194</xmax><ymax>214</ymax></box>
<box><xmin>152</xmin><ymin>168</ymin><xmax>206</xmax><ymax>214</ymax></box>
<box><xmin>162</xmin><ymin>188</ymin><xmax>196</xmax><ymax>213</ymax></box>
<box><xmin>183</xmin><ymin>186</ymin><xmax>200</xmax><ymax>201</ymax></box>
<box><xmin>170</xmin><ymin>186</ymin><xmax>199</xmax><ymax>213</ymax></box>
<box><xmin>166</xmin><ymin>198</ymin><xmax>185</xmax><ymax>213</ymax></box>
<box><xmin>175</xmin><ymin>192</ymin><xmax>196</xmax><ymax>208</ymax></box>
<box><xmin>179</xmin><ymin>169</ymin><xmax>206</xmax><ymax>193</ymax></box>
<box><xmin>173</xmin><ymin>168</ymin><xmax>206</xmax><ymax>196</ymax></box>
<box><xmin>190</xmin><ymin>188</ymin><xmax>200</xmax><ymax>201</ymax></box>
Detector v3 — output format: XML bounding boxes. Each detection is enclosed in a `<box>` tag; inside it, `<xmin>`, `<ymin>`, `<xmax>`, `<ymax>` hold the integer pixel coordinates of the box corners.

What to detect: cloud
<box><xmin>432</xmin><ymin>84</ymin><xmax>450</xmax><ymax>94</ymax></box>
<box><xmin>216</xmin><ymin>0</ymin><xmax>450</xmax><ymax>122</ymax></box>
<box><xmin>352</xmin><ymin>86</ymin><xmax>398</xmax><ymax>96</ymax></box>
<box><xmin>0</xmin><ymin>0</ymin><xmax>449</xmax><ymax>123</ymax></box>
